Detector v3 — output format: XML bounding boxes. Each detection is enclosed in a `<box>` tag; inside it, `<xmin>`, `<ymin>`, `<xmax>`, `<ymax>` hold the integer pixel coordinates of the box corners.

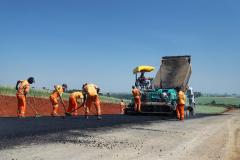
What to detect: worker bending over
<box><xmin>82</xmin><ymin>83</ymin><xmax>102</xmax><ymax>120</ymax></box>
<box><xmin>132</xmin><ymin>86</ymin><xmax>141</xmax><ymax>112</ymax></box>
<box><xmin>176</xmin><ymin>86</ymin><xmax>186</xmax><ymax>121</ymax></box>
<box><xmin>16</xmin><ymin>77</ymin><xmax>35</xmax><ymax>118</ymax></box>
<box><xmin>67</xmin><ymin>91</ymin><xmax>84</xmax><ymax>116</ymax></box>
<box><xmin>49</xmin><ymin>84</ymin><xmax>67</xmax><ymax>116</ymax></box>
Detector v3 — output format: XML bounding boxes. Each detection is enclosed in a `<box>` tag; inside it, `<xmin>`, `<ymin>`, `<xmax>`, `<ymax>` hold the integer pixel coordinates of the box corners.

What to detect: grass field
<box><xmin>0</xmin><ymin>86</ymin><xmax>123</xmax><ymax>104</ymax></box>
<box><xmin>196</xmin><ymin>96</ymin><xmax>240</xmax><ymax>106</ymax></box>
<box><xmin>196</xmin><ymin>105</ymin><xmax>227</xmax><ymax>114</ymax></box>
<box><xmin>195</xmin><ymin>96</ymin><xmax>240</xmax><ymax>114</ymax></box>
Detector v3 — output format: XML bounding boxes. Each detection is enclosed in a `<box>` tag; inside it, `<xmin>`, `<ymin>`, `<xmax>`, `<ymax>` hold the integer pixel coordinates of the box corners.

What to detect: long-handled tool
<box><xmin>65</xmin><ymin>103</ymin><xmax>85</xmax><ymax>116</ymax></box>
<box><xmin>30</xmin><ymin>88</ymin><xmax>41</xmax><ymax>117</ymax></box>
<box><xmin>27</xmin><ymin>99</ymin><xmax>41</xmax><ymax>117</ymax></box>
<box><xmin>59</xmin><ymin>96</ymin><xmax>68</xmax><ymax>116</ymax></box>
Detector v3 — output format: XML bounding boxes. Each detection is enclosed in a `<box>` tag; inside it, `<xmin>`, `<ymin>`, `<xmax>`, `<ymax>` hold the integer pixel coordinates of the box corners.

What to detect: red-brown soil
<box><xmin>0</xmin><ymin>95</ymin><xmax>122</xmax><ymax>117</ymax></box>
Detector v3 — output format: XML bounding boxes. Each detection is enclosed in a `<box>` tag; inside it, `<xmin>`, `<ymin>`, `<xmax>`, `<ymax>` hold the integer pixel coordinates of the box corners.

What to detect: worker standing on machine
<box><xmin>176</xmin><ymin>86</ymin><xmax>186</xmax><ymax>121</ymax></box>
<box><xmin>132</xmin><ymin>86</ymin><xmax>141</xmax><ymax>112</ymax></box>
<box><xmin>49</xmin><ymin>84</ymin><xmax>67</xmax><ymax>116</ymax></box>
<box><xmin>82</xmin><ymin>83</ymin><xmax>102</xmax><ymax>120</ymax></box>
<box><xmin>16</xmin><ymin>77</ymin><xmax>35</xmax><ymax>118</ymax></box>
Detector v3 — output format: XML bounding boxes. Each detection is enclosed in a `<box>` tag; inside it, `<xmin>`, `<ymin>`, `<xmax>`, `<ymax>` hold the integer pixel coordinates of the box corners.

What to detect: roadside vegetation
<box><xmin>195</xmin><ymin>96</ymin><xmax>240</xmax><ymax>114</ymax></box>
<box><xmin>195</xmin><ymin>105</ymin><xmax>227</xmax><ymax>114</ymax></box>
<box><xmin>197</xmin><ymin>96</ymin><xmax>240</xmax><ymax>107</ymax></box>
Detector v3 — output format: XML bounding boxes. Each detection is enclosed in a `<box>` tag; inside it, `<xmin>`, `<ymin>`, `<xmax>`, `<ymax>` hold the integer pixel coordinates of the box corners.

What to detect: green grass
<box><xmin>0</xmin><ymin>86</ymin><xmax>17</xmax><ymax>96</ymax></box>
<box><xmin>196</xmin><ymin>105</ymin><xmax>227</xmax><ymax>114</ymax></box>
<box><xmin>0</xmin><ymin>85</ymin><xmax>123</xmax><ymax>104</ymax></box>
<box><xmin>197</xmin><ymin>96</ymin><xmax>240</xmax><ymax>106</ymax></box>
<box><xmin>100</xmin><ymin>96</ymin><xmax>122</xmax><ymax>104</ymax></box>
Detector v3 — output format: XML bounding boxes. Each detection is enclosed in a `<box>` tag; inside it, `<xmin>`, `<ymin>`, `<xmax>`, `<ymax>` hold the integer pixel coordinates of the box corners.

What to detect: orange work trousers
<box><xmin>67</xmin><ymin>96</ymin><xmax>78</xmax><ymax>116</ymax></box>
<box><xmin>134</xmin><ymin>96</ymin><xmax>141</xmax><ymax>112</ymax></box>
<box><xmin>85</xmin><ymin>95</ymin><xmax>101</xmax><ymax>116</ymax></box>
<box><xmin>17</xmin><ymin>94</ymin><xmax>26</xmax><ymax>117</ymax></box>
<box><xmin>49</xmin><ymin>96</ymin><xmax>59</xmax><ymax>115</ymax></box>
<box><xmin>176</xmin><ymin>104</ymin><xmax>185</xmax><ymax>120</ymax></box>
<box><xmin>120</xmin><ymin>104</ymin><xmax>125</xmax><ymax>114</ymax></box>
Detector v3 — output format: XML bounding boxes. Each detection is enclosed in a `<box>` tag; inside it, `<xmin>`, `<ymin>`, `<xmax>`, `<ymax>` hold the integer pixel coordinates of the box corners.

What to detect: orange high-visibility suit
<box><xmin>49</xmin><ymin>85</ymin><xmax>64</xmax><ymax>116</ymax></box>
<box><xmin>176</xmin><ymin>90</ymin><xmax>186</xmax><ymax>120</ymax></box>
<box><xmin>83</xmin><ymin>84</ymin><xmax>101</xmax><ymax>116</ymax></box>
<box><xmin>132</xmin><ymin>88</ymin><xmax>141</xmax><ymax>112</ymax></box>
<box><xmin>67</xmin><ymin>91</ymin><xmax>84</xmax><ymax>116</ymax></box>
<box><xmin>120</xmin><ymin>101</ymin><xmax>126</xmax><ymax>114</ymax></box>
<box><xmin>16</xmin><ymin>80</ymin><xmax>30</xmax><ymax>117</ymax></box>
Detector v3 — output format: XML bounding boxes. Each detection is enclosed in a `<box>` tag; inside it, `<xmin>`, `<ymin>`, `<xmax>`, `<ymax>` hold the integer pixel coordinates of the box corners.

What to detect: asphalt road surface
<box><xmin>0</xmin><ymin>110</ymin><xmax>240</xmax><ymax>160</ymax></box>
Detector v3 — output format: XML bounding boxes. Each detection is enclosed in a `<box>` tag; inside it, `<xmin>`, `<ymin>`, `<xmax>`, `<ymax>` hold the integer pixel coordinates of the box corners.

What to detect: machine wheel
<box><xmin>189</xmin><ymin>108</ymin><xmax>195</xmax><ymax>116</ymax></box>
<box><xmin>184</xmin><ymin>109</ymin><xmax>190</xmax><ymax>118</ymax></box>
<box><xmin>185</xmin><ymin>107</ymin><xmax>195</xmax><ymax>119</ymax></box>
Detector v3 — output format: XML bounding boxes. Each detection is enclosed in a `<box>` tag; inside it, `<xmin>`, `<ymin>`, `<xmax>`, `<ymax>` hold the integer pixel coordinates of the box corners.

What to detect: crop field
<box><xmin>195</xmin><ymin>105</ymin><xmax>227</xmax><ymax>114</ymax></box>
<box><xmin>196</xmin><ymin>96</ymin><xmax>240</xmax><ymax>106</ymax></box>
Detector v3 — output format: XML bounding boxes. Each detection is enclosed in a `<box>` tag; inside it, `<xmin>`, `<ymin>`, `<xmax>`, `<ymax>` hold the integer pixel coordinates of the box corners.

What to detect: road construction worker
<box><xmin>49</xmin><ymin>84</ymin><xmax>67</xmax><ymax>116</ymax></box>
<box><xmin>132</xmin><ymin>86</ymin><xmax>141</xmax><ymax>112</ymax></box>
<box><xmin>120</xmin><ymin>99</ymin><xmax>126</xmax><ymax>114</ymax></box>
<box><xmin>15</xmin><ymin>77</ymin><xmax>35</xmax><ymax>118</ymax></box>
<box><xmin>176</xmin><ymin>86</ymin><xmax>186</xmax><ymax>121</ymax></box>
<box><xmin>66</xmin><ymin>91</ymin><xmax>84</xmax><ymax>116</ymax></box>
<box><xmin>138</xmin><ymin>72</ymin><xmax>149</xmax><ymax>89</ymax></box>
<box><xmin>82</xmin><ymin>83</ymin><xmax>102</xmax><ymax>120</ymax></box>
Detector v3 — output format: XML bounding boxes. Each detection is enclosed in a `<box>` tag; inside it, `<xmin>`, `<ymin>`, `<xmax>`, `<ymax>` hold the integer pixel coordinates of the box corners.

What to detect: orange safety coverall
<box><xmin>16</xmin><ymin>80</ymin><xmax>30</xmax><ymax>117</ymax></box>
<box><xmin>120</xmin><ymin>101</ymin><xmax>126</xmax><ymax>114</ymax></box>
<box><xmin>176</xmin><ymin>90</ymin><xmax>186</xmax><ymax>120</ymax></box>
<box><xmin>49</xmin><ymin>85</ymin><xmax>64</xmax><ymax>115</ymax></box>
<box><xmin>84</xmin><ymin>84</ymin><xmax>101</xmax><ymax>116</ymax></box>
<box><xmin>132</xmin><ymin>88</ymin><xmax>141</xmax><ymax>112</ymax></box>
<box><xmin>67</xmin><ymin>91</ymin><xmax>84</xmax><ymax>116</ymax></box>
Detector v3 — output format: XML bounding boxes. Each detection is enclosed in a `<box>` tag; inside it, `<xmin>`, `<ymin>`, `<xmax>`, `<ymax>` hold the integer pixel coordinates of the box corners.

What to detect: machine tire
<box><xmin>185</xmin><ymin>109</ymin><xmax>190</xmax><ymax>118</ymax></box>
<box><xmin>190</xmin><ymin>108</ymin><xmax>195</xmax><ymax>117</ymax></box>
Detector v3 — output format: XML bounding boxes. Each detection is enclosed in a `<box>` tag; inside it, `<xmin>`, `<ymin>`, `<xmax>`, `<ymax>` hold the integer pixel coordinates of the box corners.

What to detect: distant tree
<box><xmin>232</xmin><ymin>93</ymin><xmax>237</xmax><ymax>97</ymax></box>
<box><xmin>194</xmin><ymin>92</ymin><xmax>202</xmax><ymax>98</ymax></box>
<box><xmin>210</xmin><ymin>100</ymin><xmax>216</xmax><ymax>105</ymax></box>
<box><xmin>108</xmin><ymin>93</ymin><xmax>132</xmax><ymax>100</ymax></box>
<box><xmin>66</xmin><ymin>89</ymin><xmax>82</xmax><ymax>93</ymax></box>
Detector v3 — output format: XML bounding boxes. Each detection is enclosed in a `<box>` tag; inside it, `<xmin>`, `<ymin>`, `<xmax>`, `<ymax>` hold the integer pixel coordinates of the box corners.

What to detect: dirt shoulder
<box><xmin>0</xmin><ymin>95</ymin><xmax>121</xmax><ymax>117</ymax></box>
<box><xmin>0</xmin><ymin>110</ymin><xmax>239</xmax><ymax>160</ymax></box>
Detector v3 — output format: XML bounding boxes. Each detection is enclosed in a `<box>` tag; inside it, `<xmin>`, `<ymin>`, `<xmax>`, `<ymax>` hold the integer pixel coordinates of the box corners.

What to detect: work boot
<box><xmin>18</xmin><ymin>115</ymin><xmax>25</xmax><ymax>119</ymax></box>
<box><xmin>180</xmin><ymin>117</ymin><xmax>184</xmax><ymax>121</ymax></box>
<box><xmin>51</xmin><ymin>112</ymin><xmax>59</xmax><ymax>117</ymax></box>
<box><xmin>65</xmin><ymin>112</ymin><xmax>72</xmax><ymax>117</ymax></box>
<box><xmin>97</xmin><ymin>116</ymin><xmax>102</xmax><ymax>120</ymax></box>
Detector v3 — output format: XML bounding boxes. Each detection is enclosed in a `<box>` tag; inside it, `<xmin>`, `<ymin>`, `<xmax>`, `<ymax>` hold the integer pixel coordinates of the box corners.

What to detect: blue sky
<box><xmin>0</xmin><ymin>0</ymin><xmax>240</xmax><ymax>94</ymax></box>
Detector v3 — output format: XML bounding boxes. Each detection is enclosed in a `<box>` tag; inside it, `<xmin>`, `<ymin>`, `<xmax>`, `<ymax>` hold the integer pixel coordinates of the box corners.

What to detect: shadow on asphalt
<box><xmin>0</xmin><ymin>113</ymin><xmax>228</xmax><ymax>150</ymax></box>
